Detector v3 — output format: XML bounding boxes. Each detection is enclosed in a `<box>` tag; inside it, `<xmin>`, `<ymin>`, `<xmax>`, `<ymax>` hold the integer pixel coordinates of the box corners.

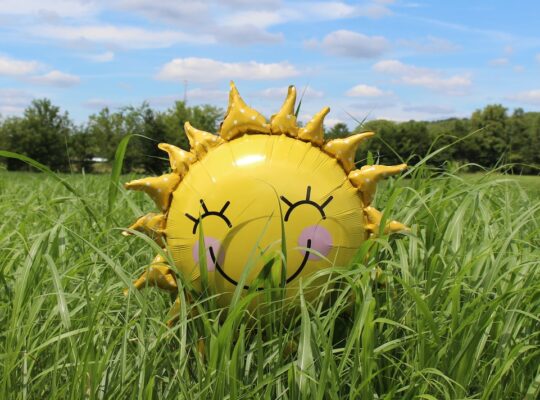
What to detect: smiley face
<box><xmin>165</xmin><ymin>134</ymin><xmax>367</xmax><ymax>296</ymax></box>
<box><xmin>186</xmin><ymin>187</ymin><xmax>333</xmax><ymax>290</ymax></box>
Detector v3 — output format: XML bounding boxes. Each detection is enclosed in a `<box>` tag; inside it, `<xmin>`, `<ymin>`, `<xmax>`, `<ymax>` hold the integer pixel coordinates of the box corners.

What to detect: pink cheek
<box><xmin>298</xmin><ymin>225</ymin><xmax>333</xmax><ymax>260</ymax></box>
<box><xmin>192</xmin><ymin>237</ymin><xmax>224</xmax><ymax>272</ymax></box>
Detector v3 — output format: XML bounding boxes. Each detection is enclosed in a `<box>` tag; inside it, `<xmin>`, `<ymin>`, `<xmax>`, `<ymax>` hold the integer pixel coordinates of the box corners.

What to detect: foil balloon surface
<box><xmin>123</xmin><ymin>82</ymin><xmax>408</xmax><ymax>312</ymax></box>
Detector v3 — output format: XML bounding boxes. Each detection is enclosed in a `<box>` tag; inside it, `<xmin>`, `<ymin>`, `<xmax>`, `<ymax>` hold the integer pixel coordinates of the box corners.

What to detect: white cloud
<box><xmin>258</xmin><ymin>86</ymin><xmax>323</xmax><ymax>99</ymax></box>
<box><xmin>116</xmin><ymin>0</ymin><xmax>394</xmax><ymax>28</ymax></box>
<box><xmin>31</xmin><ymin>24</ymin><xmax>214</xmax><ymax>49</ymax></box>
<box><xmin>218</xmin><ymin>0</ymin><xmax>397</xmax><ymax>35</ymax></box>
<box><xmin>489</xmin><ymin>57</ymin><xmax>509</xmax><ymax>66</ymax></box>
<box><xmin>156</xmin><ymin>57</ymin><xmax>299</xmax><ymax>82</ymax></box>
<box><xmin>0</xmin><ymin>0</ymin><xmax>97</xmax><ymax>18</ymax></box>
<box><xmin>6</xmin><ymin>0</ymin><xmax>398</xmax><ymax>50</ymax></box>
<box><xmin>225</xmin><ymin>10</ymin><xmax>288</xmax><ymax>29</ymax></box>
<box><xmin>0</xmin><ymin>105</ymin><xmax>25</xmax><ymax>116</ymax></box>
<box><xmin>0</xmin><ymin>55</ymin><xmax>40</xmax><ymax>76</ymax></box>
<box><xmin>111</xmin><ymin>1</ymin><xmax>286</xmax><ymax>45</ymax></box>
<box><xmin>213</xmin><ymin>8</ymin><xmax>290</xmax><ymax>44</ymax></box>
<box><xmin>402</xmin><ymin>105</ymin><xmax>455</xmax><ymax>115</ymax></box>
<box><xmin>147</xmin><ymin>88</ymin><xmax>228</xmax><ymax>107</ymax></box>
<box><xmin>114</xmin><ymin>0</ymin><xmax>209</xmax><ymax>24</ymax></box>
<box><xmin>355</xmin><ymin>2</ymin><xmax>394</xmax><ymax>18</ymax></box>
<box><xmin>373</xmin><ymin>59</ymin><xmax>471</xmax><ymax>94</ymax></box>
<box><xmin>323</xmin><ymin>117</ymin><xmax>344</xmax><ymax>128</ymax></box>
<box><xmin>28</xmin><ymin>70</ymin><xmax>80</xmax><ymax>87</ymax></box>
<box><xmin>398</xmin><ymin>36</ymin><xmax>460</xmax><ymax>53</ymax></box>
<box><xmin>0</xmin><ymin>89</ymin><xmax>34</xmax><ymax>116</ymax></box>
<box><xmin>220</xmin><ymin>0</ymin><xmax>281</xmax><ymax>7</ymax></box>
<box><xmin>401</xmin><ymin>74</ymin><xmax>470</xmax><ymax>93</ymax></box>
<box><xmin>346</xmin><ymin>84</ymin><xmax>388</xmax><ymax>97</ymax></box>
<box><xmin>305</xmin><ymin>1</ymin><xmax>394</xmax><ymax>19</ymax></box>
<box><xmin>308</xmin><ymin>30</ymin><xmax>389</xmax><ymax>58</ymax></box>
<box><xmin>373</xmin><ymin>59</ymin><xmax>415</xmax><ymax>74</ymax></box>
<box><xmin>536</xmin><ymin>54</ymin><xmax>540</xmax><ymax>64</ymax></box>
<box><xmin>83</xmin><ymin>51</ymin><xmax>115</xmax><ymax>63</ymax></box>
<box><xmin>507</xmin><ymin>89</ymin><xmax>540</xmax><ymax>105</ymax></box>
<box><xmin>0</xmin><ymin>54</ymin><xmax>80</xmax><ymax>88</ymax></box>
<box><xmin>216</xmin><ymin>25</ymin><xmax>284</xmax><ymax>45</ymax></box>
<box><xmin>308</xmin><ymin>2</ymin><xmax>356</xmax><ymax>19</ymax></box>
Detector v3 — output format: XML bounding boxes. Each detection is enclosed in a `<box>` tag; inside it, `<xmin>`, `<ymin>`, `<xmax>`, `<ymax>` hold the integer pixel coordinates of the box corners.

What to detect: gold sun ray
<box><xmin>297</xmin><ymin>106</ymin><xmax>330</xmax><ymax>146</ymax></box>
<box><xmin>348</xmin><ymin>164</ymin><xmax>408</xmax><ymax>205</ymax></box>
<box><xmin>220</xmin><ymin>81</ymin><xmax>270</xmax><ymax>141</ymax></box>
<box><xmin>124</xmin><ymin>254</ymin><xmax>178</xmax><ymax>295</ymax></box>
<box><xmin>364</xmin><ymin>206</ymin><xmax>409</xmax><ymax>236</ymax></box>
<box><xmin>184</xmin><ymin>122</ymin><xmax>223</xmax><ymax>158</ymax></box>
<box><xmin>122</xmin><ymin>212</ymin><xmax>166</xmax><ymax>245</ymax></box>
<box><xmin>323</xmin><ymin>131</ymin><xmax>375</xmax><ymax>173</ymax></box>
<box><xmin>270</xmin><ymin>85</ymin><xmax>299</xmax><ymax>136</ymax></box>
<box><xmin>157</xmin><ymin>143</ymin><xmax>196</xmax><ymax>177</ymax></box>
<box><xmin>125</xmin><ymin>173</ymin><xmax>180</xmax><ymax>212</ymax></box>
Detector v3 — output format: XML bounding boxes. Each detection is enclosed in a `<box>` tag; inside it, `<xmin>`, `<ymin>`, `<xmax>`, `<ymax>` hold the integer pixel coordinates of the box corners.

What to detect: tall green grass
<box><xmin>0</xmin><ymin>165</ymin><xmax>539</xmax><ymax>399</ymax></box>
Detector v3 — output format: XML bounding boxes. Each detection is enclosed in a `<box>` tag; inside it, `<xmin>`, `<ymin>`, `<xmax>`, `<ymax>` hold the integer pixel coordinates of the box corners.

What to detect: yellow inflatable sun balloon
<box><xmin>123</xmin><ymin>82</ymin><xmax>407</xmax><ymax>313</ymax></box>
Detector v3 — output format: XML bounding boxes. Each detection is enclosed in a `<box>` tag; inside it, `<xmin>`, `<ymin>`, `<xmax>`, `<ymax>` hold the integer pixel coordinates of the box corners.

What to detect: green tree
<box><xmin>326</xmin><ymin>122</ymin><xmax>350</xmax><ymax>139</ymax></box>
<box><xmin>85</xmin><ymin>107</ymin><xmax>138</xmax><ymax>167</ymax></box>
<box><xmin>507</xmin><ymin>108</ymin><xmax>530</xmax><ymax>171</ymax></box>
<box><xmin>85</xmin><ymin>105</ymin><xmax>149</xmax><ymax>172</ymax></box>
<box><xmin>451</xmin><ymin>118</ymin><xmax>471</xmax><ymax>164</ymax></box>
<box><xmin>0</xmin><ymin>117</ymin><xmax>27</xmax><ymax>170</ymax></box>
<box><xmin>162</xmin><ymin>102</ymin><xmax>223</xmax><ymax>150</ymax></box>
<box><xmin>359</xmin><ymin>120</ymin><xmax>402</xmax><ymax>165</ymax></box>
<box><xmin>1</xmin><ymin>99</ymin><xmax>74</xmax><ymax>171</ymax></box>
<box><xmin>422</xmin><ymin>118</ymin><xmax>469</xmax><ymax>167</ymax></box>
<box><xmin>396</xmin><ymin>121</ymin><xmax>430</xmax><ymax>163</ymax></box>
<box><xmin>86</xmin><ymin>108</ymin><xmax>122</xmax><ymax>162</ymax></box>
<box><xmin>0</xmin><ymin>114</ymin><xmax>6</xmax><ymax>151</ymax></box>
<box><xmin>466</xmin><ymin>104</ymin><xmax>508</xmax><ymax>167</ymax></box>
<box><xmin>69</xmin><ymin>126</ymin><xmax>98</xmax><ymax>172</ymax></box>
<box><xmin>138</xmin><ymin>106</ymin><xmax>169</xmax><ymax>174</ymax></box>
<box><xmin>524</xmin><ymin>116</ymin><xmax>540</xmax><ymax>171</ymax></box>
<box><xmin>83</xmin><ymin>102</ymin><xmax>222</xmax><ymax>173</ymax></box>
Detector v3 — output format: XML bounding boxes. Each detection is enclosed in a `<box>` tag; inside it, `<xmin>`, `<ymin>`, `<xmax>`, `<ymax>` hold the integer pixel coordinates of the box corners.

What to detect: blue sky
<box><xmin>1</xmin><ymin>0</ymin><xmax>540</xmax><ymax>127</ymax></box>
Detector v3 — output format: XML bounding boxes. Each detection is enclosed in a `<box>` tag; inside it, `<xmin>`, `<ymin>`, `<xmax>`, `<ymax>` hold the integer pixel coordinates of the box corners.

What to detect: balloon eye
<box><xmin>280</xmin><ymin>186</ymin><xmax>333</xmax><ymax>222</ymax></box>
<box><xmin>185</xmin><ymin>199</ymin><xmax>232</xmax><ymax>234</ymax></box>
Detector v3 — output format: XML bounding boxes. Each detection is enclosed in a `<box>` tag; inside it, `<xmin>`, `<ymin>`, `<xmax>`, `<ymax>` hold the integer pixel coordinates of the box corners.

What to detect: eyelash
<box><xmin>280</xmin><ymin>186</ymin><xmax>333</xmax><ymax>222</ymax></box>
<box><xmin>185</xmin><ymin>200</ymin><xmax>232</xmax><ymax>234</ymax></box>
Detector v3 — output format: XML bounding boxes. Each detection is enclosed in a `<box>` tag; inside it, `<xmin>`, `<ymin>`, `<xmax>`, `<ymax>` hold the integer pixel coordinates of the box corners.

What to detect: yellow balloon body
<box><xmin>123</xmin><ymin>82</ymin><xmax>408</xmax><ymax>313</ymax></box>
<box><xmin>166</xmin><ymin>134</ymin><xmax>365</xmax><ymax>305</ymax></box>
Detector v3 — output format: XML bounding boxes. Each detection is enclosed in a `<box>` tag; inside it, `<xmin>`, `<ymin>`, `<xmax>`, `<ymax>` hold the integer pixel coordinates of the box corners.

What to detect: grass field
<box><xmin>0</xmin><ymin>166</ymin><xmax>539</xmax><ymax>399</ymax></box>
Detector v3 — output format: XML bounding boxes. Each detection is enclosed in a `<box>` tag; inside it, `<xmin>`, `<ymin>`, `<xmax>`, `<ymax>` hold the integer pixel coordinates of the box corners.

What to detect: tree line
<box><xmin>1</xmin><ymin>99</ymin><xmax>539</xmax><ymax>174</ymax></box>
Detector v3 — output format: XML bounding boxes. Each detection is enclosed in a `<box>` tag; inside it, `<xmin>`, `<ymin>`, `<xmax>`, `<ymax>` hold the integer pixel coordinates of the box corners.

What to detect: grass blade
<box><xmin>0</xmin><ymin>150</ymin><xmax>100</xmax><ymax>227</ymax></box>
<box><xmin>107</xmin><ymin>134</ymin><xmax>134</xmax><ymax>213</ymax></box>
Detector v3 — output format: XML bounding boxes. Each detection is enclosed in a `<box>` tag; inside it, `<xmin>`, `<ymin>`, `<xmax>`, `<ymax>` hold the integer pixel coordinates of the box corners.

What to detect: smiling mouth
<box><xmin>209</xmin><ymin>239</ymin><xmax>312</xmax><ymax>291</ymax></box>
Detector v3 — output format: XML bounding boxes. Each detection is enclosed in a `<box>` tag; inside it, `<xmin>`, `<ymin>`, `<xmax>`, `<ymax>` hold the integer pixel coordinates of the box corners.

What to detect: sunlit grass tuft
<box><xmin>0</xmin><ymin>163</ymin><xmax>539</xmax><ymax>399</ymax></box>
